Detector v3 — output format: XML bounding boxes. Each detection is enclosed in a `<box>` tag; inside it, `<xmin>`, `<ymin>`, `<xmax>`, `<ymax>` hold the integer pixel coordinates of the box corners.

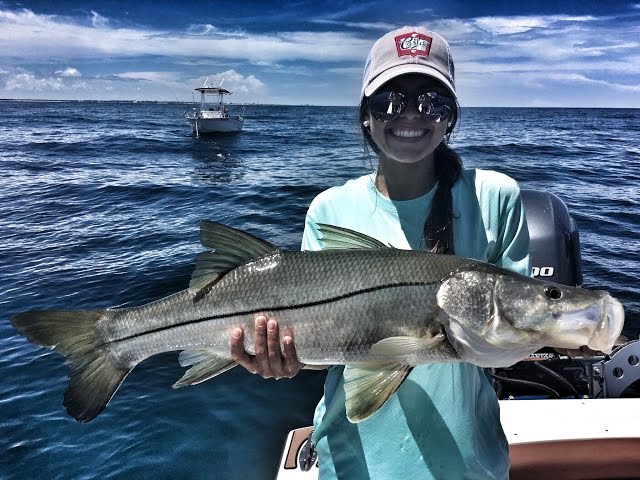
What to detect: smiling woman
<box><xmin>231</xmin><ymin>25</ymin><xmax>531</xmax><ymax>479</ymax></box>
<box><xmin>366</xmin><ymin>76</ymin><xmax>453</xmax><ymax>169</ymax></box>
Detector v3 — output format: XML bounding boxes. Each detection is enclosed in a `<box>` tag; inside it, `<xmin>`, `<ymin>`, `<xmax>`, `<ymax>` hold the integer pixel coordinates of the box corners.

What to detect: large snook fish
<box><xmin>11</xmin><ymin>222</ymin><xmax>624</xmax><ymax>423</ymax></box>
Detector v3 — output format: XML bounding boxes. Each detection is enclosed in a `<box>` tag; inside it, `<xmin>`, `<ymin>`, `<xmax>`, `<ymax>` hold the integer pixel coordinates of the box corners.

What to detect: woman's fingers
<box><xmin>267</xmin><ymin>319</ymin><xmax>285</xmax><ymax>377</ymax></box>
<box><xmin>282</xmin><ymin>327</ymin><xmax>301</xmax><ymax>377</ymax></box>
<box><xmin>230</xmin><ymin>316</ymin><xmax>304</xmax><ymax>379</ymax></box>
<box><xmin>253</xmin><ymin>315</ymin><xmax>272</xmax><ymax>376</ymax></box>
<box><xmin>230</xmin><ymin>327</ymin><xmax>256</xmax><ymax>373</ymax></box>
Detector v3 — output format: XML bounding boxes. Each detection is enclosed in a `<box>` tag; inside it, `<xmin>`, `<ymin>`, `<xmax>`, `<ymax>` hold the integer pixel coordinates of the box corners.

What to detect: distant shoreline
<box><xmin>0</xmin><ymin>98</ymin><xmax>637</xmax><ymax>109</ymax></box>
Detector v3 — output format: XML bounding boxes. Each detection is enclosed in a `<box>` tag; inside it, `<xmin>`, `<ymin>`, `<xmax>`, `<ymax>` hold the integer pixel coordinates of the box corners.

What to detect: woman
<box><xmin>231</xmin><ymin>26</ymin><xmax>530</xmax><ymax>479</ymax></box>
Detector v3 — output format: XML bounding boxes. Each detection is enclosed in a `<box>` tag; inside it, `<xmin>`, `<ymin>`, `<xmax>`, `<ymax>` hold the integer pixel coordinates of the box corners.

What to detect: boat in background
<box><xmin>185</xmin><ymin>81</ymin><xmax>244</xmax><ymax>136</ymax></box>
<box><xmin>276</xmin><ymin>190</ymin><xmax>640</xmax><ymax>480</ymax></box>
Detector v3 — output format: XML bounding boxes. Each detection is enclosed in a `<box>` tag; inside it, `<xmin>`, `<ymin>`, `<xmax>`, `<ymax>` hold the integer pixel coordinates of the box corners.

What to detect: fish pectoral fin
<box><xmin>190</xmin><ymin>222</ymin><xmax>280</xmax><ymax>299</ymax></box>
<box><xmin>316</xmin><ymin>224</ymin><xmax>392</xmax><ymax>250</ymax></box>
<box><xmin>370</xmin><ymin>333</ymin><xmax>446</xmax><ymax>356</ymax></box>
<box><xmin>172</xmin><ymin>349</ymin><xmax>236</xmax><ymax>388</ymax></box>
<box><xmin>343</xmin><ymin>362</ymin><xmax>412</xmax><ymax>423</ymax></box>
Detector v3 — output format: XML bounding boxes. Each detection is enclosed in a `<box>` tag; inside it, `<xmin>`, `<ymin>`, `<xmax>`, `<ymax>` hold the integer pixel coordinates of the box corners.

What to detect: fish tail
<box><xmin>11</xmin><ymin>310</ymin><xmax>130</xmax><ymax>423</ymax></box>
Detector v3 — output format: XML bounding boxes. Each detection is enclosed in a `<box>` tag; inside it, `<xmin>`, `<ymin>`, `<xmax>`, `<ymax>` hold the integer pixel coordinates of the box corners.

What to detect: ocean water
<box><xmin>1</xmin><ymin>101</ymin><xmax>639</xmax><ymax>479</ymax></box>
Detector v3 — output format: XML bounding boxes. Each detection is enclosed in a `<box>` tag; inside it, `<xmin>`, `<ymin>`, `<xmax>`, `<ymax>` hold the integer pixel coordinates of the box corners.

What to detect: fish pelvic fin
<box><xmin>10</xmin><ymin>309</ymin><xmax>130</xmax><ymax>423</ymax></box>
<box><xmin>190</xmin><ymin>221</ymin><xmax>279</xmax><ymax>300</ymax></box>
<box><xmin>173</xmin><ymin>349</ymin><xmax>236</xmax><ymax>388</ymax></box>
<box><xmin>370</xmin><ymin>333</ymin><xmax>446</xmax><ymax>356</ymax></box>
<box><xmin>343</xmin><ymin>362</ymin><xmax>412</xmax><ymax>423</ymax></box>
<box><xmin>316</xmin><ymin>224</ymin><xmax>392</xmax><ymax>250</ymax></box>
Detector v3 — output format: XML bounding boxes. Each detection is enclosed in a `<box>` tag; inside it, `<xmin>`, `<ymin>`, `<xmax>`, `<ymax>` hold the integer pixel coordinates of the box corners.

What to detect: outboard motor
<box><xmin>521</xmin><ymin>190</ymin><xmax>582</xmax><ymax>287</ymax></box>
<box><xmin>491</xmin><ymin>190</ymin><xmax>590</xmax><ymax>398</ymax></box>
<box><xmin>492</xmin><ymin>192</ymin><xmax>638</xmax><ymax>399</ymax></box>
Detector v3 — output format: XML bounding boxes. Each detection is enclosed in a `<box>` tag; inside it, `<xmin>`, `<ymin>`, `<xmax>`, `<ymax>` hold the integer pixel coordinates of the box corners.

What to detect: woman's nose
<box><xmin>399</xmin><ymin>95</ymin><xmax>421</xmax><ymax>118</ymax></box>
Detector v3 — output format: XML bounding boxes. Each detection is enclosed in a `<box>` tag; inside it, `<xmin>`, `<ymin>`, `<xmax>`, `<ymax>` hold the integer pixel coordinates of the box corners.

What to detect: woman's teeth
<box><xmin>391</xmin><ymin>129</ymin><xmax>426</xmax><ymax>138</ymax></box>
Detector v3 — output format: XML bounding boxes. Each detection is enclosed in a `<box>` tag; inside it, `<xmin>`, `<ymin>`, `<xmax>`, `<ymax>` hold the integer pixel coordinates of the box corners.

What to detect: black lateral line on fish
<box><xmin>106</xmin><ymin>281</ymin><xmax>430</xmax><ymax>345</ymax></box>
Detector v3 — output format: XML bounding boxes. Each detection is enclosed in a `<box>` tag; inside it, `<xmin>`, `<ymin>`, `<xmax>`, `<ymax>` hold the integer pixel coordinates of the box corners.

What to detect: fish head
<box><xmin>436</xmin><ymin>265</ymin><xmax>625</xmax><ymax>367</ymax></box>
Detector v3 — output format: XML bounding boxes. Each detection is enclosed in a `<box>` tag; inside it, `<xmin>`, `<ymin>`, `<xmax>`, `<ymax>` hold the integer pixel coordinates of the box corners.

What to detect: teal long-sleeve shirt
<box><xmin>301</xmin><ymin>169</ymin><xmax>530</xmax><ymax>480</ymax></box>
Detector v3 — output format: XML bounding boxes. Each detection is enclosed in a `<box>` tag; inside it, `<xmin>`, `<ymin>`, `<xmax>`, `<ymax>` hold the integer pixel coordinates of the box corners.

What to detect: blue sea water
<box><xmin>1</xmin><ymin>101</ymin><xmax>639</xmax><ymax>479</ymax></box>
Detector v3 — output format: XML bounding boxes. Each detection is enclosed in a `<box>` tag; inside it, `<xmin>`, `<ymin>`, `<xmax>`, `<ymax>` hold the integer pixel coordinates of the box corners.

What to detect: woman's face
<box><xmin>367</xmin><ymin>74</ymin><xmax>453</xmax><ymax>165</ymax></box>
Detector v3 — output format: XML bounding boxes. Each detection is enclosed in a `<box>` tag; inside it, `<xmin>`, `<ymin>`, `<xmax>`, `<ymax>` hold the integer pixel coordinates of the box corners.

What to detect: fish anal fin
<box><xmin>370</xmin><ymin>333</ymin><xmax>446</xmax><ymax>357</ymax></box>
<box><xmin>343</xmin><ymin>362</ymin><xmax>412</xmax><ymax>423</ymax></box>
<box><xmin>173</xmin><ymin>349</ymin><xmax>236</xmax><ymax>388</ymax></box>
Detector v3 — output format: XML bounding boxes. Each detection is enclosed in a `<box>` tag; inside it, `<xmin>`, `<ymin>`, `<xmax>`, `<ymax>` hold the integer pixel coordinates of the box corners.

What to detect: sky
<box><xmin>0</xmin><ymin>0</ymin><xmax>639</xmax><ymax>107</ymax></box>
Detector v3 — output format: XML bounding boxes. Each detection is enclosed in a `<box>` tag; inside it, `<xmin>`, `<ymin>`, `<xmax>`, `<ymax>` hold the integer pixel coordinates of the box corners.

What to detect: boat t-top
<box><xmin>186</xmin><ymin>82</ymin><xmax>244</xmax><ymax>135</ymax></box>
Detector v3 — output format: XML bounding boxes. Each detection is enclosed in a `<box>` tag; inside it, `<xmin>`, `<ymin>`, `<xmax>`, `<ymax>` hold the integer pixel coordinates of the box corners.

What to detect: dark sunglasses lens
<box><xmin>370</xmin><ymin>91</ymin><xmax>405</xmax><ymax>121</ymax></box>
<box><xmin>417</xmin><ymin>92</ymin><xmax>454</xmax><ymax>118</ymax></box>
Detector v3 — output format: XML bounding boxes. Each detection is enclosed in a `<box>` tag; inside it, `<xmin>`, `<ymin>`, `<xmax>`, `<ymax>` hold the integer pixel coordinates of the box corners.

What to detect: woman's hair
<box><xmin>358</xmin><ymin>96</ymin><xmax>462</xmax><ymax>255</ymax></box>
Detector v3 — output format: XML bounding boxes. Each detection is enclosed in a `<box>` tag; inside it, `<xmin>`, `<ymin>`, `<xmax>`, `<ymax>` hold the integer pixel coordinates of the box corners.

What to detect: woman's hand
<box><xmin>231</xmin><ymin>315</ymin><xmax>304</xmax><ymax>379</ymax></box>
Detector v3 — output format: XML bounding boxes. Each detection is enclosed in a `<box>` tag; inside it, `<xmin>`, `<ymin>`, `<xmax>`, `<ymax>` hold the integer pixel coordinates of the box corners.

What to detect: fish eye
<box><xmin>544</xmin><ymin>286</ymin><xmax>563</xmax><ymax>300</ymax></box>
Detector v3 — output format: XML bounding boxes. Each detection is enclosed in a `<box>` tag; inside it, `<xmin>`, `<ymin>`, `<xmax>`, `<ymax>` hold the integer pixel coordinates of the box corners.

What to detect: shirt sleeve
<box><xmin>301</xmin><ymin>196</ymin><xmax>325</xmax><ymax>252</ymax></box>
<box><xmin>488</xmin><ymin>187</ymin><xmax>531</xmax><ymax>277</ymax></box>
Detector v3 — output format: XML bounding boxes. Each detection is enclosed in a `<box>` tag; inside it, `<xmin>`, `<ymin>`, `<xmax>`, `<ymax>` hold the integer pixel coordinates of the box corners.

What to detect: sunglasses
<box><xmin>369</xmin><ymin>90</ymin><xmax>455</xmax><ymax>123</ymax></box>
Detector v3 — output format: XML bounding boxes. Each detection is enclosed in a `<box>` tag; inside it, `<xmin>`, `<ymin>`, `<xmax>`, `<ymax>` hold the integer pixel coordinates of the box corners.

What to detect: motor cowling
<box><xmin>491</xmin><ymin>190</ymin><xmax>588</xmax><ymax>399</ymax></box>
<box><xmin>521</xmin><ymin>190</ymin><xmax>582</xmax><ymax>287</ymax></box>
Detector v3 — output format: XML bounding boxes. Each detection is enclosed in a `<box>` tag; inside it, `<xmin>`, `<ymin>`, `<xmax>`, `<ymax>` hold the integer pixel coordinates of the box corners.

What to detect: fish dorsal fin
<box><xmin>370</xmin><ymin>333</ymin><xmax>446</xmax><ymax>356</ymax></box>
<box><xmin>317</xmin><ymin>224</ymin><xmax>391</xmax><ymax>250</ymax></box>
<box><xmin>343</xmin><ymin>362</ymin><xmax>412</xmax><ymax>423</ymax></box>
<box><xmin>199</xmin><ymin>221</ymin><xmax>277</xmax><ymax>254</ymax></box>
<box><xmin>173</xmin><ymin>349</ymin><xmax>237</xmax><ymax>388</ymax></box>
<box><xmin>190</xmin><ymin>221</ymin><xmax>278</xmax><ymax>295</ymax></box>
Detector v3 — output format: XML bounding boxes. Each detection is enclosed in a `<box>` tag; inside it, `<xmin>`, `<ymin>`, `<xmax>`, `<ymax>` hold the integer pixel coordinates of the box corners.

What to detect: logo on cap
<box><xmin>395</xmin><ymin>32</ymin><xmax>432</xmax><ymax>57</ymax></box>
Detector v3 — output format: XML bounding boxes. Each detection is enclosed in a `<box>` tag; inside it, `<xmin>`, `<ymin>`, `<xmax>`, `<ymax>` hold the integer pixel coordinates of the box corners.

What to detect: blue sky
<box><xmin>1</xmin><ymin>1</ymin><xmax>639</xmax><ymax>106</ymax></box>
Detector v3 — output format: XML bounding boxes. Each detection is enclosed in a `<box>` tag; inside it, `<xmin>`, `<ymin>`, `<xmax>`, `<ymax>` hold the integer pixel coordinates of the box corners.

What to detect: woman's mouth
<box><xmin>390</xmin><ymin>128</ymin><xmax>427</xmax><ymax>138</ymax></box>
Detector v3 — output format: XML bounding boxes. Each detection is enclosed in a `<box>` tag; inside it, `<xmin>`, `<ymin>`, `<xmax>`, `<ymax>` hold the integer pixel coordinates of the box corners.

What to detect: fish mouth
<box><xmin>553</xmin><ymin>294</ymin><xmax>625</xmax><ymax>353</ymax></box>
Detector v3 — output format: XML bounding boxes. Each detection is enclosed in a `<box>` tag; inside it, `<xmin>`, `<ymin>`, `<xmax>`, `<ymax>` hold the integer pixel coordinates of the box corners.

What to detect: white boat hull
<box><xmin>277</xmin><ymin>398</ymin><xmax>640</xmax><ymax>479</ymax></box>
<box><xmin>187</xmin><ymin>116</ymin><xmax>243</xmax><ymax>133</ymax></box>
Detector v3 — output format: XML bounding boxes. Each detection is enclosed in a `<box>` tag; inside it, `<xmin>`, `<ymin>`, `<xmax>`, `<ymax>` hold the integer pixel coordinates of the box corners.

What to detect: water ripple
<box><xmin>1</xmin><ymin>102</ymin><xmax>639</xmax><ymax>478</ymax></box>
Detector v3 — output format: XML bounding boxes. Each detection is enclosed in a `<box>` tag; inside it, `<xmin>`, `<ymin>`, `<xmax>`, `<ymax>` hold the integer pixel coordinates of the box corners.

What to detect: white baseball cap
<box><xmin>362</xmin><ymin>26</ymin><xmax>456</xmax><ymax>100</ymax></box>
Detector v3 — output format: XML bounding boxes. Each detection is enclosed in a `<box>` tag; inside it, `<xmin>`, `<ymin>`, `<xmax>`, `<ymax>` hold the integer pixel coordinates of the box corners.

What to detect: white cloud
<box><xmin>474</xmin><ymin>16</ymin><xmax>550</xmax><ymax>35</ymax></box>
<box><xmin>312</xmin><ymin>19</ymin><xmax>397</xmax><ymax>31</ymax></box>
<box><xmin>117</xmin><ymin>71</ymin><xmax>180</xmax><ymax>82</ymax></box>
<box><xmin>186</xmin><ymin>23</ymin><xmax>245</xmax><ymax>36</ymax></box>
<box><xmin>4</xmin><ymin>72</ymin><xmax>65</xmax><ymax>92</ymax></box>
<box><xmin>0</xmin><ymin>7</ymin><xmax>638</xmax><ymax>105</ymax></box>
<box><xmin>90</xmin><ymin>10</ymin><xmax>108</xmax><ymax>29</ymax></box>
<box><xmin>547</xmin><ymin>73</ymin><xmax>640</xmax><ymax>93</ymax></box>
<box><xmin>191</xmin><ymin>70</ymin><xmax>266</xmax><ymax>95</ymax></box>
<box><xmin>424</xmin><ymin>19</ymin><xmax>479</xmax><ymax>40</ymax></box>
<box><xmin>56</xmin><ymin>67</ymin><xmax>81</xmax><ymax>77</ymax></box>
<box><xmin>473</xmin><ymin>15</ymin><xmax>596</xmax><ymax>35</ymax></box>
<box><xmin>0</xmin><ymin>8</ymin><xmax>372</xmax><ymax>63</ymax></box>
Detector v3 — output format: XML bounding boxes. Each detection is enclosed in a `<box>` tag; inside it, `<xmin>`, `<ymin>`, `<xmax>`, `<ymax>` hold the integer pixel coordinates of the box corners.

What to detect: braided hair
<box><xmin>358</xmin><ymin>97</ymin><xmax>462</xmax><ymax>254</ymax></box>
